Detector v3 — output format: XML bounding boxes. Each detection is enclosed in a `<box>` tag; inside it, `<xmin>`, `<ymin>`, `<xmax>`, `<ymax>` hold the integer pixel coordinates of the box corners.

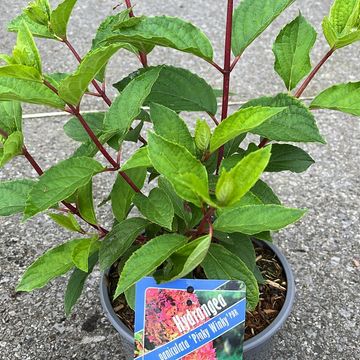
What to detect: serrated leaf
<box><xmin>216</xmin><ymin>147</ymin><xmax>272</xmax><ymax>207</ymax></box>
<box><xmin>99</xmin><ymin>217</ymin><xmax>149</xmax><ymax>272</ymax></box>
<box><xmin>0</xmin><ymin>180</ymin><xmax>35</xmax><ymax>216</ymax></box>
<box><xmin>64</xmin><ymin>112</ymin><xmax>104</xmax><ymax>143</ymax></box>
<box><xmin>8</xmin><ymin>14</ymin><xmax>56</xmax><ymax>40</ymax></box>
<box><xmin>12</xmin><ymin>21</ymin><xmax>42</xmax><ymax>73</ymax></box>
<box><xmin>210</xmin><ymin>106</ymin><xmax>285</xmax><ymax>153</ymax></box>
<box><xmin>77</xmin><ymin>180</ymin><xmax>97</xmax><ymax>225</ymax></box>
<box><xmin>150</xmin><ymin>103</ymin><xmax>195</xmax><ymax>154</ymax></box>
<box><xmin>243</xmin><ymin>94</ymin><xmax>326</xmax><ymax>143</ymax></box>
<box><xmin>251</xmin><ymin>180</ymin><xmax>281</xmax><ymax>205</ymax></box>
<box><xmin>201</xmin><ymin>243</ymin><xmax>259</xmax><ymax>310</ymax></box>
<box><xmin>104</xmin><ymin>68</ymin><xmax>161</xmax><ymax>137</ymax></box>
<box><xmin>0</xmin><ymin>77</ymin><xmax>65</xmax><ymax>109</ymax></box>
<box><xmin>148</xmin><ymin>132</ymin><xmax>209</xmax><ymax>207</ymax></box>
<box><xmin>111</xmin><ymin>168</ymin><xmax>146</xmax><ymax>222</ymax></box>
<box><xmin>17</xmin><ymin>238</ymin><xmax>85</xmax><ymax>292</ymax></box>
<box><xmin>104</xmin><ymin>16</ymin><xmax>213</xmax><ymax>61</ymax></box>
<box><xmin>71</xmin><ymin>237</ymin><xmax>99</xmax><ymax>272</ymax></box>
<box><xmin>48</xmin><ymin>212</ymin><xmax>82</xmax><ymax>233</ymax></box>
<box><xmin>114</xmin><ymin>234</ymin><xmax>188</xmax><ymax>298</ymax></box>
<box><xmin>322</xmin><ymin>0</ymin><xmax>360</xmax><ymax>48</ymax></box>
<box><xmin>58</xmin><ymin>45</ymin><xmax>122</xmax><ymax>105</ymax></box>
<box><xmin>160</xmin><ymin>234</ymin><xmax>211</xmax><ymax>282</ymax></box>
<box><xmin>232</xmin><ymin>0</ymin><xmax>294</xmax><ymax>56</ymax></box>
<box><xmin>50</xmin><ymin>0</ymin><xmax>77</xmax><ymax>39</ymax></box>
<box><xmin>114</xmin><ymin>65</ymin><xmax>217</xmax><ymax>114</ymax></box>
<box><xmin>24</xmin><ymin>0</ymin><xmax>51</xmax><ymax>26</ymax></box>
<box><xmin>214</xmin><ymin>204</ymin><xmax>306</xmax><ymax>235</ymax></box>
<box><xmin>133</xmin><ymin>188</ymin><xmax>174</xmax><ymax>230</ymax></box>
<box><xmin>273</xmin><ymin>14</ymin><xmax>317</xmax><ymax>90</ymax></box>
<box><xmin>194</xmin><ymin>119</ymin><xmax>211</xmax><ymax>151</ymax></box>
<box><xmin>310</xmin><ymin>82</ymin><xmax>360</xmax><ymax>116</ymax></box>
<box><xmin>121</xmin><ymin>147</ymin><xmax>151</xmax><ymax>171</ymax></box>
<box><xmin>24</xmin><ymin>157</ymin><xmax>103</xmax><ymax>219</ymax></box>
<box><xmin>0</xmin><ymin>65</ymin><xmax>42</xmax><ymax>82</ymax></box>
<box><xmin>158</xmin><ymin>177</ymin><xmax>192</xmax><ymax>227</ymax></box>
<box><xmin>0</xmin><ymin>101</ymin><xmax>22</xmax><ymax>135</ymax></box>
<box><xmin>0</xmin><ymin>131</ymin><xmax>23</xmax><ymax>168</ymax></box>
<box><xmin>64</xmin><ymin>252</ymin><xmax>98</xmax><ymax>315</ymax></box>
<box><xmin>266</xmin><ymin>144</ymin><xmax>314</xmax><ymax>173</ymax></box>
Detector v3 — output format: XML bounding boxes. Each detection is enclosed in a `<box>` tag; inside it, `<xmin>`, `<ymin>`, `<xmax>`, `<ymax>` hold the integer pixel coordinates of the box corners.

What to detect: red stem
<box><xmin>207</xmin><ymin>112</ymin><xmax>219</xmax><ymax>126</ymax></box>
<box><xmin>22</xmin><ymin>147</ymin><xmax>44</xmax><ymax>176</ymax></box>
<box><xmin>295</xmin><ymin>48</ymin><xmax>335</xmax><ymax>98</ymax></box>
<box><xmin>119</xmin><ymin>171</ymin><xmax>141</xmax><ymax>193</ymax></box>
<box><xmin>124</xmin><ymin>0</ymin><xmax>148</xmax><ymax>68</ymax></box>
<box><xmin>216</xmin><ymin>0</ymin><xmax>234</xmax><ymax>174</ymax></box>
<box><xmin>258</xmin><ymin>47</ymin><xmax>335</xmax><ymax>149</ymax></box>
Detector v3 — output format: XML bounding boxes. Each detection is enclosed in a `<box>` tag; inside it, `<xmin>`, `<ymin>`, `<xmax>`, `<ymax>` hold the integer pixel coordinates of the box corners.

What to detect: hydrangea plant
<box><xmin>1</xmin><ymin>0</ymin><xmax>359</xmax><ymax>316</ymax></box>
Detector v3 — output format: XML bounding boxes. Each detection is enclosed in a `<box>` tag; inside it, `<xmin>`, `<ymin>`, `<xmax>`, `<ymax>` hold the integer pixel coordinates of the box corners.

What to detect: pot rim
<box><xmin>99</xmin><ymin>240</ymin><xmax>295</xmax><ymax>353</ymax></box>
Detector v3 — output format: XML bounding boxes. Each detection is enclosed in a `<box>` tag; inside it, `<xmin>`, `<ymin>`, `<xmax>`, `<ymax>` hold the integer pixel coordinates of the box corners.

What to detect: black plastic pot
<box><xmin>99</xmin><ymin>241</ymin><xmax>295</xmax><ymax>360</ymax></box>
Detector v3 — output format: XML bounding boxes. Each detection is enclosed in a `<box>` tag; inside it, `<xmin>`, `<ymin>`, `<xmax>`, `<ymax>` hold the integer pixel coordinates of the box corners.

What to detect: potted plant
<box><xmin>1</xmin><ymin>0</ymin><xmax>358</xmax><ymax>358</ymax></box>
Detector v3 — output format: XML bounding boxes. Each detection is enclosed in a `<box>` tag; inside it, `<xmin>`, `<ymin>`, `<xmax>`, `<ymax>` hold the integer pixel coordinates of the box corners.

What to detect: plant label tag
<box><xmin>134</xmin><ymin>277</ymin><xmax>246</xmax><ymax>359</ymax></box>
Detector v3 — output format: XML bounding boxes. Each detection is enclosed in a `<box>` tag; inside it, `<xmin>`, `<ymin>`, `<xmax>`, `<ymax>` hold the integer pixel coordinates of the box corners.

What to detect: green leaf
<box><xmin>71</xmin><ymin>132</ymin><xmax>113</xmax><ymax>158</ymax></box>
<box><xmin>0</xmin><ymin>101</ymin><xmax>22</xmax><ymax>134</ymax></box>
<box><xmin>64</xmin><ymin>113</ymin><xmax>104</xmax><ymax>143</ymax></box>
<box><xmin>158</xmin><ymin>177</ymin><xmax>192</xmax><ymax>227</ymax></box>
<box><xmin>194</xmin><ymin>119</ymin><xmax>211</xmax><ymax>151</ymax></box>
<box><xmin>224</xmin><ymin>134</ymin><xmax>247</xmax><ymax>158</ymax></box>
<box><xmin>121</xmin><ymin>147</ymin><xmax>151</xmax><ymax>171</ymax></box>
<box><xmin>12</xmin><ymin>21</ymin><xmax>42</xmax><ymax>73</ymax></box>
<box><xmin>160</xmin><ymin>235</ymin><xmax>212</xmax><ymax>282</ymax></box>
<box><xmin>114</xmin><ymin>66</ymin><xmax>217</xmax><ymax>114</ymax></box>
<box><xmin>17</xmin><ymin>238</ymin><xmax>85</xmax><ymax>292</ymax></box>
<box><xmin>214</xmin><ymin>204</ymin><xmax>306</xmax><ymax>235</ymax></box>
<box><xmin>133</xmin><ymin>188</ymin><xmax>174</xmax><ymax>230</ymax></box>
<box><xmin>24</xmin><ymin>157</ymin><xmax>103</xmax><ymax>219</ymax></box>
<box><xmin>243</xmin><ymin>94</ymin><xmax>326</xmax><ymax>143</ymax></box>
<box><xmin>92</xmin><ymin>9</ymin><xmax>133</xmax><ymax>49</ymax></box>
<box><xmin>99</xmin><ymin>218</ymin><xmax>149</xmax><ymax>272</ymax></box>
<box><xmin>322</xmin><ymin>0</ymin><xmax>360</xmax><ymax>48</ymax></box>
<box><xmin>273</xmin><ymin>14</ymin><xmax>317</xmax><ymax>90</ymax></box>
<box><xmin>0</xmin><ymin>180</ymin><xmax>35</xmax><ymax>216</ymax></box>
<box><xmin>232</xmin><ymin>0</ymin><xmax>294</xmax><ymax>56</ymax></box>
<box><xmin>210</xmin><ymin>106</ymin><xmax>285</xmax><ymax>153</ymax></box>
<box><xmin>0</xmin><ymin>77</ymin><xmax>65</xmax><ymax>109</ymax></box>
<box><xmin>104</xmin><ymin>68</ymin><xmax>161</xmax><ymax>136</ymax></box>
<box><xmin>216</xmin><ymin>232</ymin><xmax>257</xmax><ymax>271</ymax></box>
<box><xmin>216</xmin><ymin>147</ymin><xmax>272</xmax><ymax>207</ymax></box>
<box><xmin>310</xmin><ymin>82</ymin><xmax>360</xmax><ymax>116</ymax></box>
<box><xmin>104</xmin><ymin>16</ymin><xmax>213</xmax><ymax>61</ymax></box>
<box><xmin>8</xmin><ymin>14</ymin><xmax>56</xmax><ymax>40</ymax></box>
<box><xmin>266</xmin><ymin>144</ymin><xmax>314</xmax><ymax>173</ymax></box>
<box><xmin>64</xmin><ymin>252</ymin><xmax>98</xmax><ymax>315</ymax></box>
<box><xmin>0</xmin><ymin>131</ymin><xmax>23</xmax><ymax>168</ymax></box>
<box><xmin>48</xmin><ymin>212</ymin><xmax>82</xmax><ymax>233</ymax></box>
<box><xmin>77</xmin><ymin>180</ymin><xmax>97</xmax><ymax>225</ymax></box>
<box><xmin>24</xmin><ymin>0</ymin><xmax>51</xmax><ymax>26</ymax></box>
<box><xmin>111</xmin><ymin>168</ymin><xmax>147</xmax><ymax>222</ymax></box>
<box><xmin>114</xmin><ymin>234</ymin><xmax>188</xmax><ymax>298</ymax></box>
<box><xmin>50</xmin><ymin>0</ymin><xmax>77</xmax><ymax>39</ymax></box>
<box><xmin>148</xmin><ymin>132</ymin><xmax>209</xmax><ymax>207</ymax></box>
<box><xmin>0</xmin><ymin>65</ymin><xmax>42</xmax><ymax>82</ymax></box>
<box><xmin>71</xmin><ymin>237</ymin><xmax>99</xmax><ymax>272</ymax></box>
<box><xmin>58</xmin><ymin>45</ymin><xmax>122</xmax><ymax>105</ymax></box>
<box><xmin>251</xmin><ymin>180</ymin><xmax>281</xmax><ymax>205</ymax></box>
<box><xmin>150</xmin><ymin>103</ymin><xmax>195</xmax><ymax>154</ymax></box>
<box><xmin>202</xmin><ymin>244</ymin><xmax>259</xmax><ymax>310</ymax></box>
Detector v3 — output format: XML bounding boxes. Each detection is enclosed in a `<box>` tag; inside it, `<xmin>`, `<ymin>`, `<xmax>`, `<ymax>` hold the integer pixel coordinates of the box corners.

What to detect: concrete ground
<box><xmin>0</xmin><ymin>1</ymin><xmax>359</xmax><ymax>359</ymax></box>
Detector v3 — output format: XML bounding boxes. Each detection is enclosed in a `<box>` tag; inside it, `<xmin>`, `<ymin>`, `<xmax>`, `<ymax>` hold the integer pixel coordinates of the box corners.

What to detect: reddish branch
<box><xmin>259</xmin><ymin>47</ymin><xmax>336</xmax><ymax>149</ymax></box>
<box><xmin>216</xmin><ymin>0</ymin><xmax>234</xmax><ymax>174</ymax></box>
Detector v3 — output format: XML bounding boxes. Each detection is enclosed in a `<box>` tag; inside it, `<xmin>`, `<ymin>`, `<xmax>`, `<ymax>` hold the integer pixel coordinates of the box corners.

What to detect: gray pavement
<box><xmin>0</xmin><ymin>1</ymin><xmax>359</xmax><ymax>359</ymax></box>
